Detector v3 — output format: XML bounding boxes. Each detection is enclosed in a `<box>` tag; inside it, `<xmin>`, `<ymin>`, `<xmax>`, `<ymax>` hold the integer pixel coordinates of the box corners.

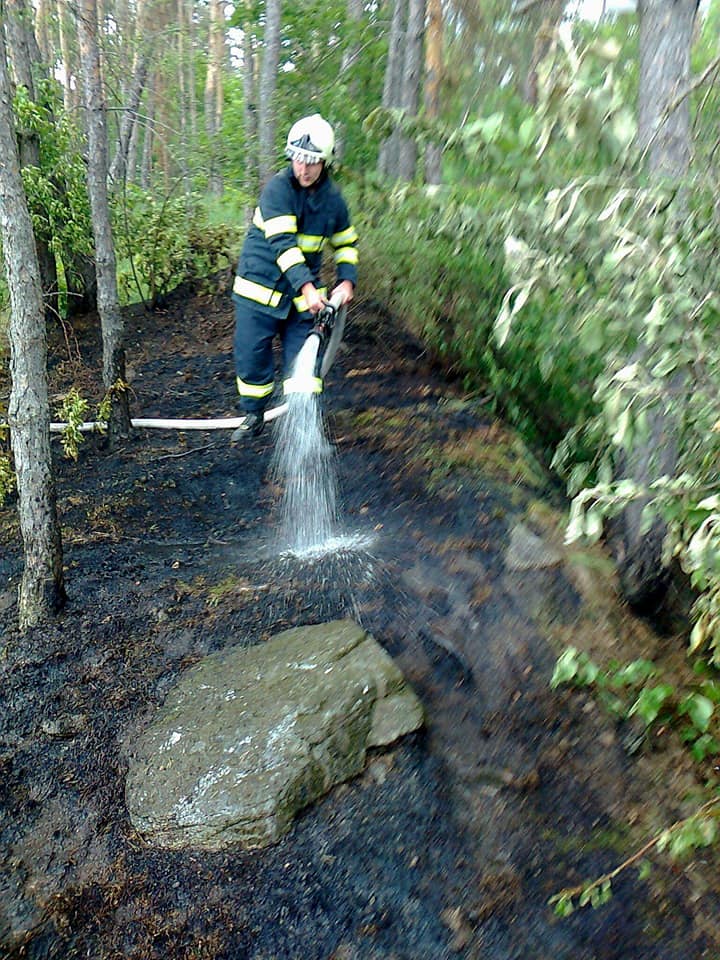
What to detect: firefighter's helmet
<box><xmin>285</xmin><ymin>114</ymin><xmax>335</xmax><ymax>165</ymax></box>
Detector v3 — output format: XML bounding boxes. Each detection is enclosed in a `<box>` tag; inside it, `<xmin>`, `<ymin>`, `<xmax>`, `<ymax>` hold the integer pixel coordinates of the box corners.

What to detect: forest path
<box><xmin>0</xmin><ymin>283</ymin><xmax>717</xmax><ymax>959</ymax></box>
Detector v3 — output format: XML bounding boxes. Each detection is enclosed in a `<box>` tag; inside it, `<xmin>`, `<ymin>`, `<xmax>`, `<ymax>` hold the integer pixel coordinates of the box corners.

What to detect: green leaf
<box><xmin>612</xmin><ymin>659</ymin><xmax>656</xmax><ymax>686</ymax></box>
<box><xmin>679</xmin><ymin>693</ymin><xmax>715</xmax><ymax>733</ymax></box>
<box><xmin>628</xmin><ymin>684</ymin><xmax>674</xmax><ymax>726</ymax></box>
<box><xmin>551</xmin><ymin>894</ymin><xmax>575</xmax><ymax>917</ymax></box>
<box><xmin>690</xmin><ymin>733</ymin><xmax>720</xmax><ymax>762</ymax></box>
<box><xmin>551</xmin><ymin>647</ymin><xmax>582</xmax><ymax>688</ymax></box>
<box><xmin>518</xmin><ymin>118</ymin><xmax>536</xmax><ymax>150</ymax></box>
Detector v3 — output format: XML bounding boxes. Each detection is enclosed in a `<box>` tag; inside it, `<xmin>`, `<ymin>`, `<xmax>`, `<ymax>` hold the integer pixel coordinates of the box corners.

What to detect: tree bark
<box><xmin>0</xmin><ymin>18</ymin><xmax>65</xmax><ymax>628</ymax></box>
<box><xmin>34</xmin><ymin>0</ymin><xmax>52</xmax><ymax>63</ymax></box>
<box><xmin>423</xmin><ymin>0</ymin><xmax>443</xmax><ymax>184</ymax></box>
<box><xmin>204</xmin><ymin>0</ymin><xmax>225</xmax><ymax>195</ymax></box>
<box><xmin>258</xmin><ymin>0</ymin><xmax>281</xmax><ymax>185</ymax></box>
<box><xmin>396</xmin><ymin>0</ymin><xmax>426</xmax><ymax>181</ymax></box>
<box><xmin>108</xmin><ymin>0</ymin><xmax>152</xmax><ymax>189</ymax></box>
<box><xmin>76</xmin><ymin>0</ymin><xmax>131</xmax><ymax>442</ymax></box>
<box><xmin>610</xmin><ymin>0</ymin><xmax>699</xmax><ymax>613</ymax></box>
<box><xmin>5</xmin><ymin>0</ymin><xmax>60</xmax><ymax>320</ymax></box>
<box><xmin>241</xmin><ymin>0</ymin><xmax>258</xmax><ymax>199</ymax></box>
<box><xmin>378</xmin><ymin>0</ymin><xmax>406</xmax><ymax>179</ymax></box>
<box><xmin>638</xmin><ymin>0</ymin><xmax>699</xmax><ymax>177</ymax></box>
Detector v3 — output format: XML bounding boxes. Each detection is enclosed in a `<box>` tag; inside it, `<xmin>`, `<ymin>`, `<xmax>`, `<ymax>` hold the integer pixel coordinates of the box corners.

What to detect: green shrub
<box><xmin>113</xmin><ymin>187</ymin><xmax>244</xmax><ymax>306</ymax></box>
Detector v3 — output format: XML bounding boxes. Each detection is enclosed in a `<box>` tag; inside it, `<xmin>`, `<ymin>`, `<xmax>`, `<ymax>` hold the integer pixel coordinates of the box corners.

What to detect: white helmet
<box><xmin>285</xmin><ymin>114</ymin><xmax>335</xmax><ymax>165</ymax></box>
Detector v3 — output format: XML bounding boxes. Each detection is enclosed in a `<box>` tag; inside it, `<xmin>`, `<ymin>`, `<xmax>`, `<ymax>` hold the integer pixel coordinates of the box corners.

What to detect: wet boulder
<box><xmin>125</xmin><ymin>619</ymin><xmax>423</xmax><ymax>850</ymax></box>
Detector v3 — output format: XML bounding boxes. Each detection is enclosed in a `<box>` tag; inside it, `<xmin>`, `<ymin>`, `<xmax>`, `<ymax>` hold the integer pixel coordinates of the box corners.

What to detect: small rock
<box><xmin>505</xmin><ymin>522</ymin><xmax>562</xmax><ymax>571</ymax></box>
<box><xmin>41</xmin><ymin>714</ymin><xmax>87</xmax><ymax>739</ymax></box>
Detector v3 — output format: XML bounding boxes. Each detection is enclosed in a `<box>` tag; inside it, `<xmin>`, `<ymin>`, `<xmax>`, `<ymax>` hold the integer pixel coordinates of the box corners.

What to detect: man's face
<box><xmin>292</xmin><ymin>156</ymin><xmax>324</xmax><ymax>187</ymax></box>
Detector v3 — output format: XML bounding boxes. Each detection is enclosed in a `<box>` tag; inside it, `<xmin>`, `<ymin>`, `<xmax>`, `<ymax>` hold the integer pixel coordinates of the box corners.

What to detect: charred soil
<box><xmin>1</xmin><ymin>282</ymin><xmax>719</xmax><ymax>959</ymax></box>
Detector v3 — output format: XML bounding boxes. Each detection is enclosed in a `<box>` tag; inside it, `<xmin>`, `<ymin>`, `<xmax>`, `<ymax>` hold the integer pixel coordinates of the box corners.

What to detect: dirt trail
<box><xmin>1</xmin><ymin>284</ymin><xmax>718</xmax><ymax>959</ymax></box>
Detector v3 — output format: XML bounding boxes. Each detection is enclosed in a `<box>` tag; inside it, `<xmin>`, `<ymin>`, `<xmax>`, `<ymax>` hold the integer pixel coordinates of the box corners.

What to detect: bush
<box><xmin>113</xmin><ymin>187</ymin><xmax>244</xmax><ymax>306</ymax></box>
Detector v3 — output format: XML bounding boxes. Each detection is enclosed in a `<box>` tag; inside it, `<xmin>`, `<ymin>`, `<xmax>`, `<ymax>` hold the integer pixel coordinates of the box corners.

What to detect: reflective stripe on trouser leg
<box><xmin>233</xmin><ymin>298</ymin><xmax>278</xmax><ymax>414</ymax></box>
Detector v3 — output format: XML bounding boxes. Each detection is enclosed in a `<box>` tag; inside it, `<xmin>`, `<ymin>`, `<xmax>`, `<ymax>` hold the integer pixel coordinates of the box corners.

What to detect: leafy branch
<box><xmin>550</xmin><ymin>798</ymin><xmax>720</xmax><ymax>917</ymax></box>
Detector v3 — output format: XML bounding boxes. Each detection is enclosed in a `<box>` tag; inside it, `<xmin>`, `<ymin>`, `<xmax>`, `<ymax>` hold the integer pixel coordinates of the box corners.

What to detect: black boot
<box><xmin>231</xmin><ymin>412</ymin><xmax>265</xmax><ymax>441</ymax></box>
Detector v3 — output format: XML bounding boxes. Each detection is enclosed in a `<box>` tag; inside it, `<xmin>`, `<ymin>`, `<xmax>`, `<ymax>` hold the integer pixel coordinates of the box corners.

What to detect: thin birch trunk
<box><xmin>423</xmin><ymin>0</ymin><xmax>443</xmax><ymax>184</ymax></box>
<box><xmin>378</xmin><ymin>0</ymin><xmax>406</xmax><ymax>178</ymax></box>
<box><xmin>0</xmin><ymin>19</ymin><xmax>65</xmax><ymax>628</ymax></box>
<box><xmin>242</xmin><ymin>3</ymin><xmax>258</xmax><ymax>199</ymax></box>
<box><xmin>5</xmin><ymin>0</ymin><xmax>59</xmax><ymax>318</ymax></box>
<box><xmin>258</xmin><ymin>0</ymin><xmax>281</xmax><ymax>185</ymax></box>
<box><xmin>57</xmin><ymin>0</ymin><xmax>76</xmax><ymax>115</ymax></box>
<box><xmin>205</xmin><ymin>0</ymin><xmax>225</xmax><ymax>195</ymax></box>
<box><xmin>76</xmin><ymin>0</ymin><xmax>131</xmax><ymax>442</ymax></box>
<box><xmin>108</xmin><ymin>0</ymin><xmax>152</xmax><ymax>189</ymax></box>
<box><xmin>396</xmin><ymin>0</ymin><xmax>426</xmax><ymax>181</ymax></box>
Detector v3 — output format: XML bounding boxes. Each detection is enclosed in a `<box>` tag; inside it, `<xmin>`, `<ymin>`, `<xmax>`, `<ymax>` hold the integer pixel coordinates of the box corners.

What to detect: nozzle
<box><xmin>310</xmin><ymin>303</ymin><xmax>337</xmax><ymax>345</ymax></box>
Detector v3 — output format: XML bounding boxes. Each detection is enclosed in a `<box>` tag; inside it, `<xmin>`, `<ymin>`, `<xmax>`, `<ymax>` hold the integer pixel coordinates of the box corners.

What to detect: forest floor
<box><xmin>1</xmin><ymin>279</ymin><xmax>720</xmax><ymax>960</ymax></box>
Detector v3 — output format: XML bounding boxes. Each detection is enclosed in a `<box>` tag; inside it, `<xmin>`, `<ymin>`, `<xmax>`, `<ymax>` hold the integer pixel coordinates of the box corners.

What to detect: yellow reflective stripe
<box><xmin>334</xmin><ymin>246</ymin><xmax>359</xmax><ymax>265</ymax></box>
<box><xmin>264</xmin><ymin>214</ymin><xmax>297</xmax><ymax>237</ymax></box>
<box><xmin>331</xmin><ymin>226</ymin><xmax>358</xmax><ymax>246</ymax></box>
<box><xmin>284</xmin><ymin>375</ymin><xmax>323</xmax><ymax>395</ymax></box>
<box><xmin>277</xmin><ymin>247</ymin><xmax>305</xmax><ymax>273</ymax></box>
<box><xmin>237</xmin><ymin>376</ymin><xmax>274</xmax><ymax>398</ymax></box>
<box><xmin>292</xmin><ymin>286</ymin><xmax>327</xmax><ymax>311</ymax></box>
<box><xmin>297</xmin><ymin>233</ymin><xmax>325</xmax><ymax>253</ymax></box>
<box><xmin>252</xmin><ymin>207</ymin><xmax>264</xmax><ymax>230</ymax></box>
<box><xmin>233</xmin><ymin>275</ymin><xmax>282</xmax><ymax>307</ymax></box>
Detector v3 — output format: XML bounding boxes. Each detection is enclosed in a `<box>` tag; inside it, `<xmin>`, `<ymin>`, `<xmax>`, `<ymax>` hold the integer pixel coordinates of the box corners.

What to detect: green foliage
<box><xmin>59</xmin><ymin>389</ymin><xmax>90</xmax><ymax>462</ymax></box>
<box><xmin>550</xmin><ymin>646</ymin><xmax>720</xmax><ymax>914</ymax></box>
<box><xmin>551</xmin><ymin>647</ymin><xmax>720</xmax><ymax>765</ymax></box>
<box><xmin>13</xmin><ymin>80</ymin><xmax>95</xmax><ymax>293</ymax></box>
<box><xmin>483</xmin><ymin>29</ymin><xmax>720</xmax><ymax>660</ymax></box>
<box><xmin>500</xmin><ymin>176</ymin><xmax>720</xmax><ymax>658</ymax></box>
<box><xmin>549</xmin><ymin>800</ymin><xmax>719</xmax><ymax>917</ymax></box>
<box><xmin>113</xmin><ymin>187</ymin><xmax>243</xmax><ymax>305</ymax></box>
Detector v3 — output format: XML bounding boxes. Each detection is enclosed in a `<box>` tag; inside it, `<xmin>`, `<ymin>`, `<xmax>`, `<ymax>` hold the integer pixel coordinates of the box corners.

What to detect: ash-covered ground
<box><xmin>1</xmin><ymin>283</ymin><xmax>718</xmax><ymax>959</ymax></box>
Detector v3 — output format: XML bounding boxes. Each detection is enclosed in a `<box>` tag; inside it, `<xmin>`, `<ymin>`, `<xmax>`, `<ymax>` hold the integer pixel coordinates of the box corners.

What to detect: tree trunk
<box><xmin>396</xmin><ymin>0</ymin><xmax>426</xmax><ymax>181</ymax></box>
<box><xmin>638</xmin><ymin>0</ymin><xmax>698</xmax><ymax>177</ymax></box>
<box><xmin>0</xmin><ymin>20</ymin><xmax>65</xmax><ymax>628</ymax></box>
<box><xmin>5</xmin><ymin>0</ymin><xmax>59</xmax><ymax>320</ymax></box>
<box><xmin>378</xmin><ymin>0</ymin><xmax>406</xmax><ymax>179</ymax></box>
<box><xmin>108</xmin><ymin>0</ymin><xmax>152</xmax><ymax>189</ymax></box>
<box><xmin>76</xmin><ymin>0</ymin><xmax>131</xmax><ymax>443</ymax></box>
<box><xmin>140</xmin><ymin>74</ymin><xmax>155</xmax><ymax>188</ymax></box>
<box><xmin>521</xmin><ymin>2</ymin><xmax>564</xmax><ymax>106</ymax></box>
<box><xmin>57</xmin><ymin>0</ymin><xmax>77</xmax><ymax>115</ymax></box>
<box><xmin>34</xmin><ymin>0</ymin><xmax>52</xmax><ymax>63</ymax></box>
<box><xmin>204</xmin><ymin>0</ymin><xmax>225</xmax><ymax>195</ymax></box>
<box><xmin>423</xmin><ymin>0</ymin><xmax>443</xmax><ymax>184</ymax></box>
<box><xmin>176</xmin><ymin>0</ymin><xmax>193</xmax><ymax>196</ymax></box>
<box><xmin>610</xmin><ymin>0</ymin><xmax>699</xmax><ymax>613</ymax></box>
<box><xmin>241</xmin><ymin>0</ymin><xmax>258</xmax><ymax>199</ymax></box>
<box><xmin>335</xmin><ymin>0</ymin><xmax>363</xmax><ymax>162</ymax></box>
<box><xmin>258</xmin><ymin>0</ymin><xmax>281</xmax><ymax>185</ymax></box>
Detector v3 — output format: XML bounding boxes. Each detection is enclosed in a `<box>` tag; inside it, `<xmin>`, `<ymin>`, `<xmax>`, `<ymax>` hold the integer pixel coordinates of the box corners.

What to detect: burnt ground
<box><xmin>1</xmin><ymin>281</ymin><xmax>719</xmax><ymax>959</ymax></box>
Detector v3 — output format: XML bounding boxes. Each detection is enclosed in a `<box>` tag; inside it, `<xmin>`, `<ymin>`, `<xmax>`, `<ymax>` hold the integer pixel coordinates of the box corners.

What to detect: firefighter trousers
<box><xmin>233</xmin><ymin>298</ymin><xmax>314</xmax><ymax>414</ymax></box>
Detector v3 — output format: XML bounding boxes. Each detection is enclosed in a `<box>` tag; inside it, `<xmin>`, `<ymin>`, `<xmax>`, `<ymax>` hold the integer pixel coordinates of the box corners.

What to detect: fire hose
<box><xmin>41</xmin><ymin>291</ymin><xmax>347</xmax><ymax>435</ymax></box>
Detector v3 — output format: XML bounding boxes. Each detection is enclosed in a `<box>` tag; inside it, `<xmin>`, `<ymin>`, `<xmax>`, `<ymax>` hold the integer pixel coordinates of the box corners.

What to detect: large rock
<box><xmin>125</xmin><ymin>620</ymin><xmax>423</xmax><ymax>850</ymax></box>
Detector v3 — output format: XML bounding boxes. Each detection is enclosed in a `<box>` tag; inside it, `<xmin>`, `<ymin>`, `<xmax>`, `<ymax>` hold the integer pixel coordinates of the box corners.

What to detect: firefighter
<box><xmin>231</xmin><ymin>113</ymin><xmax>358</xmax><ymax>439</ymax></box>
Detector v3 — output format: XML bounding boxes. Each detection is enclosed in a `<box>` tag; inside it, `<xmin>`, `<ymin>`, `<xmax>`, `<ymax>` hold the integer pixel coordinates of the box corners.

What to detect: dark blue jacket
<box><xmin>232</xmin><ymin>165</ymin><xmax>358</xmax><ymax>318</ymax></box>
